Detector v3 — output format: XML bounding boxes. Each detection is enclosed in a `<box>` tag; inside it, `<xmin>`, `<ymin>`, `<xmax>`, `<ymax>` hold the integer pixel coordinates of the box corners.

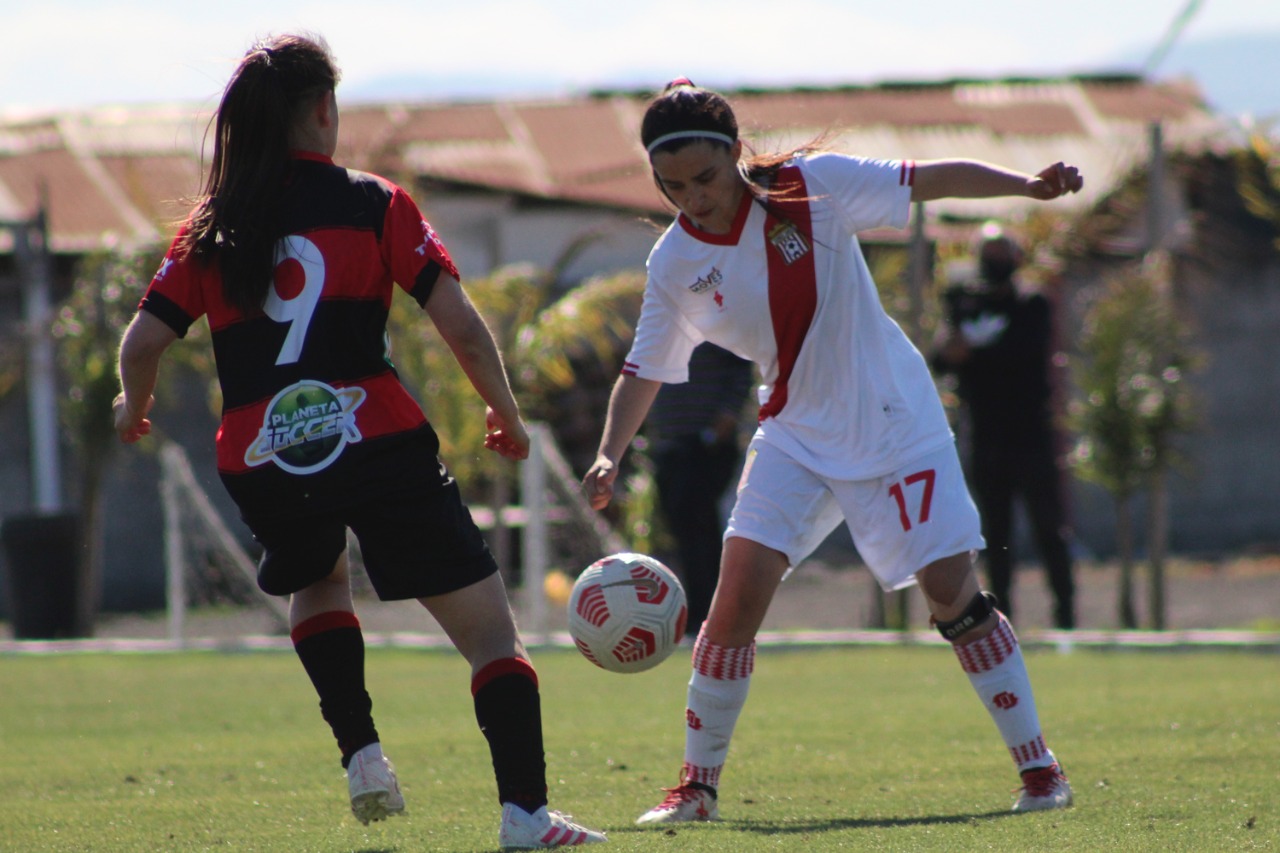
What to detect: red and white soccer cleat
<box><xmin>1012</xmin><ymin>762</ymin><xmax>1074</xmax><ymax>812</ymax></box>
<box><xmin>635</xmin><ymin>782</ymin><xmax>719</xmax><ymax>825</ymax></box>
<box><xmin>498</xmin><ymin>803</ymin><xmax>607</xmax><ymax>848</ymax></box>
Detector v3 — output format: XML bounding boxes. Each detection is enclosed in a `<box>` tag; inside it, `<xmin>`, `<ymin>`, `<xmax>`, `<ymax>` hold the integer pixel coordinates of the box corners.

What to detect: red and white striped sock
<box><xmin>680</xmin><ymin>627</ymin><xmax>756</xmax><ymax>790</ymax></box>
<box><xmin>952</xmin><ymin>612</ymin><xmax>1055</xmax><ymax>772</ymax></box>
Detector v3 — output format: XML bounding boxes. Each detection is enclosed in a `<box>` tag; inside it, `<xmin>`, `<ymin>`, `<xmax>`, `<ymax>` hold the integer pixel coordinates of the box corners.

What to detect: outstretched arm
<box><xmin>582</xmin><ymin>373</ymin><xmax>662</xmax><ymax>510</ymax></box>
<box><xmin>911</xmin><ymin>159</ymin><xmax>1083</xmax><ymax>203</ymax></box>
<box><xmin>424</xmin><ymin>274</ymin><xmax>530</xmax><ymax>460</ymax></box>
<box><xmin>114</xmin><ymin>311</ymin><xmax>178</xmax><ymax>443</ymax></box>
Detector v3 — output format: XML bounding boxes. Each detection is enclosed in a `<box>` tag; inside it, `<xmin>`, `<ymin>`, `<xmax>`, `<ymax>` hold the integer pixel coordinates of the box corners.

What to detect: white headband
<box><xmin>645</xmin><ymin>130</ymin><xmax>737</xmax><ymax>155</ymax></box>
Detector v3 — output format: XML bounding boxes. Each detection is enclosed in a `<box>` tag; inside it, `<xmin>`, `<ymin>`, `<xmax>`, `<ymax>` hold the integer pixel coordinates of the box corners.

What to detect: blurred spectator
<box><xmin>647</xmin><ymin>342</ymin><xmax>754</xmax><ymax>637</ymax></box>
<box><xmin>933</xmin><ymin>225</ymin><xmax>1076</xmax><ymax>629</ymax></box>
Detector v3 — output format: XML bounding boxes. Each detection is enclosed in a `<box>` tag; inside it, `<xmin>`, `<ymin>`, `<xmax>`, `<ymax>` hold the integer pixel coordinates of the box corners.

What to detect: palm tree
<box><xmin>387</xmin><ymin>264</ymin><xmax>551</xmax><ymax>492</ymax></box>
<box><xmin>386</xmin><ymin>264</ymin><xmax>647</xmax><ymax>576</ymax></box>
<box><xmin>513</xmin><ymin>270</ymin><xmax>650</xmax><ymax>552</ymax></box>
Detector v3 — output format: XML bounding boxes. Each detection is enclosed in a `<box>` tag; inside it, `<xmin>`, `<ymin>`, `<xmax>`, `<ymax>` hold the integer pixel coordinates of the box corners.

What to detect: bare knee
<box><xmin>702</xmin><ymin>537</ymin><xmax>788</xmax><ymax>647</ymax></box>
<box><xmin>289</xmin><ymin>556</ymin><xmax>354</xmax><ymax>626</ymax></box>
<box><xmin>419</xmin><ymin>573</ymin><xmax>526</xmax><ymax>670</ymax></box>
<box><xmin>916</xmin><ymin>552</ymin><xmax>976</xmax><ymax>609</ymax></box>
<box><xmin>916</xmin><ymin>552</ymin><xmax>998</xmax><ymax>642</ymax></box>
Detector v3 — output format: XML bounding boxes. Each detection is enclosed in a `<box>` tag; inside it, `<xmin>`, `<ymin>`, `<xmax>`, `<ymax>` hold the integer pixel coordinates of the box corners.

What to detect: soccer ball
<box><xmin>567</xmin><ymin>552</ymin><xmax>687</xmax><ymax>674</ymax></box>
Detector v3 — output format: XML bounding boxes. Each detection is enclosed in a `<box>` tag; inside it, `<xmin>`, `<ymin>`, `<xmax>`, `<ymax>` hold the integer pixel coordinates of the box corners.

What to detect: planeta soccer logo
<box><xmin>244</xmin><ymin>379</ymin><xmax>367</xmax><ymax>474</ymax></box>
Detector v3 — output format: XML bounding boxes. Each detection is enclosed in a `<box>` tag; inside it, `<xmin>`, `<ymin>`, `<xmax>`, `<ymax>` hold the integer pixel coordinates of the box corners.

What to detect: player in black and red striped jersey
<box><xmin>113</xmin><ymin>33</ymin><xmax>604</xmax><ymax>849</ymax></box>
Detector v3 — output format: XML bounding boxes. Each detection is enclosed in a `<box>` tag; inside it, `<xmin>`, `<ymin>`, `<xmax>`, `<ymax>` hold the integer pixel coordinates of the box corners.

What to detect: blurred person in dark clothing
<box><xmin>647</xmin><ymin>342</ymin><xmax>754</xmax><ymax>637</ymax></box>
<box><xmin>933</xmin><ymin>225</ymin><xmax>1076</xmax><ymax>629</ymax></box>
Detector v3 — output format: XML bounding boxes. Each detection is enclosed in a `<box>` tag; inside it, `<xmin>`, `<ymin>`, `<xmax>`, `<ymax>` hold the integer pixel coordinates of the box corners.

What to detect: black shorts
<box><xmin>230</xmin><ymin>433</ymin><xmax>499</xmax><ymax>600</ymax></box>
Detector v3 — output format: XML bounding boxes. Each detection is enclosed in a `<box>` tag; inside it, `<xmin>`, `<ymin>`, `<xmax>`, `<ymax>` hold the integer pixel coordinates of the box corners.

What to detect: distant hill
<box><xmin>1133</xmin><ymin>30</ymin><xmax>1280</xmax><ymax>120</ymax></box>
<box><xmin>343</xmin><ymin>71</ymin><xmax>572</xmax><ymax>104</ymax></box>
<box><xmin>343</xmin><ymin>30</ymin><xmax>1280</xmax><ymax>123</ymax></box>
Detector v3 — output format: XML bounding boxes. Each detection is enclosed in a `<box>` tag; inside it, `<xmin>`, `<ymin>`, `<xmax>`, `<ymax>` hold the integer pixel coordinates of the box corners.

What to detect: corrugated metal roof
<box><xmin>394</xmin><ymin>103</ymin><xmax>512</xmax><ymax>144</ymax></box>
<box><xmin>1084</xmin><ymin>77</ymin><xmax>1205</xmax><ymax>122</ymax></box>
<box><xmin>0</xmin><ymin>109</ymin><xmax>199</xmax><ymax>248</ymax></box>
<box><xmin>0</xmin><ymin>75</ymin><xmax>1237</xmax><ymax>253</ymax></box>
<box><xmin>0</xmin><ymin>148</ymin><xmax>138</xmax><ymax>249</ymax></box>
<box><xmin>390</xmin><ymin>77</ymin><xmax>1234</xmax><ymax>224</ymax></box>
<box><xmin>97</xmin><ymin>154</ymin><xmax>200</xmax><ymax>226</ymax></box>
<box><xmin>515</xmin><ymin>100</ymin><xmax>640</xmax><ymax>185</ymax></box>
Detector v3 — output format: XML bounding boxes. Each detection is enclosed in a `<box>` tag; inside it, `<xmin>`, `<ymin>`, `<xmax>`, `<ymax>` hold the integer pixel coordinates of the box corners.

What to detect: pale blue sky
<box><xmin>1</xmin><ymin>0</ymin><xmax>1271</xmax><ymax>114</ymax></box>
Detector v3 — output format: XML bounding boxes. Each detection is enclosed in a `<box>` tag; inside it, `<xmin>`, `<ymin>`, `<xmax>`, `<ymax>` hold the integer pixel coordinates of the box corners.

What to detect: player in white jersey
<box><xmin>584</xmin><ymin>80</ymin><xmax>1078</xmax><ymax>822</ymax></box>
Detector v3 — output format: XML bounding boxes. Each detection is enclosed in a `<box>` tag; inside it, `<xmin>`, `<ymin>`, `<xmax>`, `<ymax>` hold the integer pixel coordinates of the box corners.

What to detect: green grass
<box><xmin>1</xmin><ymin>645</ymin><xmax>1276</xmax><ymax>851</ymax></box>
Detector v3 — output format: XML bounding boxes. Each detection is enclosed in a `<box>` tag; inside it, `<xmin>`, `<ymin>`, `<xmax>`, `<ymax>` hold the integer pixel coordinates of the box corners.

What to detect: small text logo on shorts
<box><xmin>244</xmin><ymin>379</ymin><xmax>367</xmax><ymax>475</ymax></box>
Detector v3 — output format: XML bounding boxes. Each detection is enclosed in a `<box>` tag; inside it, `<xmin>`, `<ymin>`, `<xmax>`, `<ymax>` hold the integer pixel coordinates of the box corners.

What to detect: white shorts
<box><xmin>724</xmin><ymin>438</ymin><xmax>984</xmax><ymax>592</ymax></box>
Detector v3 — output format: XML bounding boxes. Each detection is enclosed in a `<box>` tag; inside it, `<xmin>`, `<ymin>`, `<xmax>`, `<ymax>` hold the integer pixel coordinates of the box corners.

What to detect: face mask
<box><xmin>980</xmin><ymin>256</ymin><xmax>1017</xmax><ymax>283</ymax></box>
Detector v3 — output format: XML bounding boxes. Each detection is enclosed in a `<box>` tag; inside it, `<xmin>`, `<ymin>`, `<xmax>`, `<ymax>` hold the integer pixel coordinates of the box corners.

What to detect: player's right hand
<box><xmin>1028</xmin><ymin>162</ymin><xmax>1083</xmax><ymax>199</ymax></box>
<box><xmin>582</xmin><ymin>456</ymin><xmax>618</xmax><ymax>510</ymax></box>
<box><xmin>483</xmin><ymin>406</ymin><xmax>530</xmax><ymax>460</ymax></box>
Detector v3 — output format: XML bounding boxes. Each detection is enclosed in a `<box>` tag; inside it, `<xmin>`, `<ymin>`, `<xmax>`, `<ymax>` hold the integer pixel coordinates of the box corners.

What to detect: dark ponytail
<box><xmin>179</xmin><ymin>33</ymin><xmax>340</xmax><ymax>315</ymax></box>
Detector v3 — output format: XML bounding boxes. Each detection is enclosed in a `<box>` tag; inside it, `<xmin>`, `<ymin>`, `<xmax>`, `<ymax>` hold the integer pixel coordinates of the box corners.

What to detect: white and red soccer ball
<box><xmin>567</xmin><ymin>552</ymin><xmax>687</xmax><ymax>673</ymax></box>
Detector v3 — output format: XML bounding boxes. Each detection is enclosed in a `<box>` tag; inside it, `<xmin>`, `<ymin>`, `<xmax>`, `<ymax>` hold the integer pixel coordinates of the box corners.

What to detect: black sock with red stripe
<box><xmin>291</xmin><ymin>611</ymin><xmax>379</xmax><ymax>769</ymax></box>
<box><xmin>473</xmin><ymin>657</ymin><xmax>548</xmax><ymax>813</ymax></box>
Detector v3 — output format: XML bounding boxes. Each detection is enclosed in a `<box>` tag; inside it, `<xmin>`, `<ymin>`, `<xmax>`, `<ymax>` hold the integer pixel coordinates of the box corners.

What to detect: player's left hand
<box><xmin>113</xmin><ymin>392</ymin><xmax>154</xmax><ymax>443</ymax></box>
<box><xmin>483</xmin><ymin>407</ymin><xmax>530</xmax><ymax>460</ymax></box>
<box><xmin>1027</xmin><ymin>162</ymin><xmax>1083</xmax><ymax>200</ymax></box>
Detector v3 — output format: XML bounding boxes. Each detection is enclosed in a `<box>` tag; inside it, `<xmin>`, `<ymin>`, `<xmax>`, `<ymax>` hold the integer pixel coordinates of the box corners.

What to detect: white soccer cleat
<box><xmin>347</xmin><ymin>743</ymin><xmax>405</xmax><ymax>825</ymax></box>
<box><xmin>635</xmin><ymin>783</ymin><xmax>719</xmax><ymax>825</ymax></box>
<box><xmin>498</xmin><ymin>803</ymin><xmax>607</xmax><ymax>848</ymax></box>
<box><xmin>1012</xmin><ymin>762</ymin><xmax>1074</xmax><ymax>813</ymax></box>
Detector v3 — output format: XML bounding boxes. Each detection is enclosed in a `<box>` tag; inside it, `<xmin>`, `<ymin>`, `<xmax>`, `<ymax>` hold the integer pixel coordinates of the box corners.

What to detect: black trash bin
<box><xmin>1</xmin><ymin>512</ymin><xmax>85</xmax><ymax>639</ymax></box>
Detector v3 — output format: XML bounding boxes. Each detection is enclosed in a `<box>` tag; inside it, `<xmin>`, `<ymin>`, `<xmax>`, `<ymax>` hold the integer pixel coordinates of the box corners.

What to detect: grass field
<box><xmin>1</xmin><ymin>644</ymin><xmax>1275</xmax><ymax>852</ymax></box>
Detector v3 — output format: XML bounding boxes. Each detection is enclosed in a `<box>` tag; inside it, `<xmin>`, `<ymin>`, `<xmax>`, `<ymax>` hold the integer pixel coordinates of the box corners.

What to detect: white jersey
<box><xmin>625</xmin><ymin>152</ymin><xmax>952</xmax><ymax>480</ymax></box>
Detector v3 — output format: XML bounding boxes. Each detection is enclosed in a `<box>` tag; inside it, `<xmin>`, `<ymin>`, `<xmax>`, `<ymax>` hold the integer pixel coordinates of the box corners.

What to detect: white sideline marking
<box><xmin>1</xmin><ymin>629</ymin><xmax>1277</xmax><ymax>655</ymax></box>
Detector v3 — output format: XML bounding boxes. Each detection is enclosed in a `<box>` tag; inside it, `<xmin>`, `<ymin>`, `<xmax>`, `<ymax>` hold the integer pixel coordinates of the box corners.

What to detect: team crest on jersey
<box><xmin>688</xmin><ymin>267</ymin><xmax>723</xmax><ymax>294</ymax></box>
<box><xmin>768</xmin><ymin>221</ymin><xmax>811</xmax><ymax>265</ymax></box>
<box><xmin>244</xmin><ymin>380</ymin><xmax>367</xmax><ymax>475</ymax></box>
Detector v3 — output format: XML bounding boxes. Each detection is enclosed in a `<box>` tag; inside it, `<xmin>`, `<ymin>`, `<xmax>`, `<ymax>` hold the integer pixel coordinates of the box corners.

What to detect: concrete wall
<box><xmin>420</xmin><ymin>191</ymin><xmax>662</xmax><ymax>286</ymax></box>
<box><xmin>1061</xmin><ymin>258</ymin><xmax>1280</xmax><ymax>558</ymax></box>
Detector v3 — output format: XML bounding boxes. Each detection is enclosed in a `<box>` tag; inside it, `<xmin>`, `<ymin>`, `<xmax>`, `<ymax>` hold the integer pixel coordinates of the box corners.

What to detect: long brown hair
<box><xmin>640</xmin><ymin>80</ymin><xmax>825</xmax><ymax>207</ymax></box>
<box><xmin>179</xmin><ymin>33</ymin><xmax>340</xmax><ymax>315</ymax></box>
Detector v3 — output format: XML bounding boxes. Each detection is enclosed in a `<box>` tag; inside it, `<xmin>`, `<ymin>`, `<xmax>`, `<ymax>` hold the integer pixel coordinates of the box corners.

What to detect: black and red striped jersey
<box><xmin>140</xmin><ymin>152</ymin><xmax>459</xmax><ymax>507</ymax></box>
